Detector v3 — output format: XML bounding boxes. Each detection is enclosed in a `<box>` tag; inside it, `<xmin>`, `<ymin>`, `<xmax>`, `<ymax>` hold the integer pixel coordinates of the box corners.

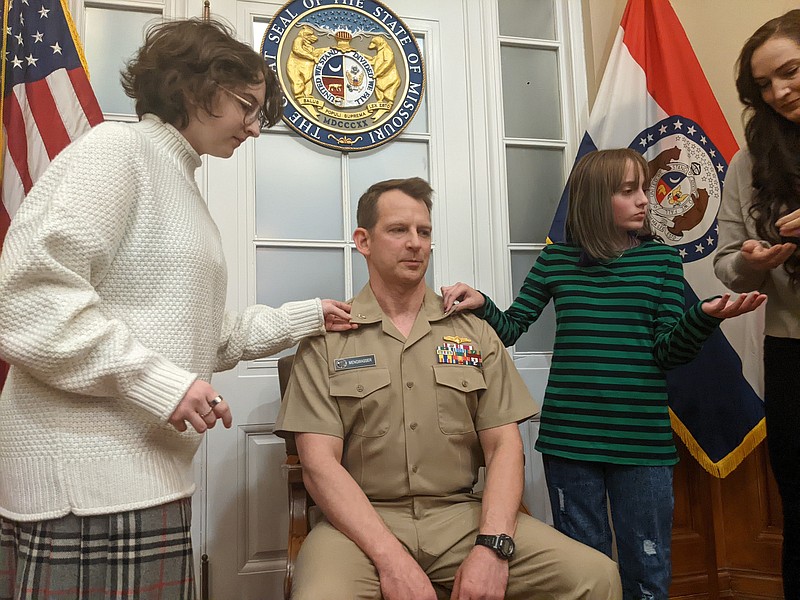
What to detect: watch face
<box><xmin>497</xmin><ymin>534</ymin><xmax>515</xmax><ymax>558</ymax></box>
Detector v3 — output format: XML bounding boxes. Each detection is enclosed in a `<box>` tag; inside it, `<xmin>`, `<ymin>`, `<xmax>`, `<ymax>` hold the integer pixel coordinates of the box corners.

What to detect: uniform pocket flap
<box><xmin>329</xmin><ymin>367</ymin><xmax>391</xmax><ymax>398</ymax></box>
<box><xmin>433</xmin><ymin>365</ymin><xmax>487</xmax><ymax>393</ymax></box>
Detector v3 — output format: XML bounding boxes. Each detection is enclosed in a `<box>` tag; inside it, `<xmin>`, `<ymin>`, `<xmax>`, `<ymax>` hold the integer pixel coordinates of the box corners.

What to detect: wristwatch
<box><xmin>474</xmin><ymin>533</ymin><xmax>515</xmax><ymax>560</ymax></box>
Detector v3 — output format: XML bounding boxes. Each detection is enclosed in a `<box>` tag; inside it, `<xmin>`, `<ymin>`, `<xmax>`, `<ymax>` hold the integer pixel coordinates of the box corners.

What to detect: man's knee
<box><xmin>291</xmin><ymin>580</ymin><xmax>368</xmax><ymax>600</ymax></box>
<box><xmin>545</xmin><ymin>542</ymin><xmax>620</xmax><ymax>599</ymax></box>
<box><xmin>290</xmin><ymin>522</ymin><xmax>381</xmax><ymax>600</ymax></box>
<box><xmin>507</xmin><ymin>515</ymin><xmax>621</xmax><ymax>599</ymax></box>
<box><xmin>576</xmin><ymin>552</ymin><xmax>622</xmax><ymax>599</ymax></box>
<box><xmin>291</xmin><ymin>561</ymin><xmax>380</xmax><ymax>600</ymax></box>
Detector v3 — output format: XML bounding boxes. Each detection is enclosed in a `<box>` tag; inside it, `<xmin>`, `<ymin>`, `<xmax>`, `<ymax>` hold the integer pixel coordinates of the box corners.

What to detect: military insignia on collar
<box><xmin>334</xmin><ymin>354</ymin><xmax>377</xmax><ymax>371</ymax></box>
<box><xmin>436</xmin><ymin>343</ymin><xmax>482</xmax><ymax>367</ymax></box>
<box><xmin>443</xmin><ymin>335</ymin><xmax>472</xmax><ymax>344</ymax></box>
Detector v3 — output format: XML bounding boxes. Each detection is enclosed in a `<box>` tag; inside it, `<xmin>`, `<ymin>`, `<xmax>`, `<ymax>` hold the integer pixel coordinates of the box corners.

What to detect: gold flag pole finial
<box><xmin>202</xmin><ymin>0</ymin><xmax>210</xmax><ymax>21</ymax></box>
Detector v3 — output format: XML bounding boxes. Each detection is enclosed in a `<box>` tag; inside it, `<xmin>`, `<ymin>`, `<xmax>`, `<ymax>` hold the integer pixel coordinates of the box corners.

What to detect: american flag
<box><xmin>1</xmin><ymin>0</ymin><xmax>103</xmax><ymax>387</ymax></box>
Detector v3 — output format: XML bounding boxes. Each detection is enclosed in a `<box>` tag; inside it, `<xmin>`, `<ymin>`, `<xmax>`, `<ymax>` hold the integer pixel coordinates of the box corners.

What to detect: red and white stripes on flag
<box><xmin>1</xmin><ymin>0</ymin><xmax>103</xmax><ymax>387</ymax></box>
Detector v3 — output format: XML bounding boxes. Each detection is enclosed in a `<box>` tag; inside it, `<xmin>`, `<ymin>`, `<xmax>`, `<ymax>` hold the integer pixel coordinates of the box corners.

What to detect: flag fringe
<box><xmin>669</xmin><ymin>408</ymin><xmax>766</xmax><ymax>478</ymax></box>
<box><xmin>57</xmin><ymin>0</ymin><xmax>92</xmax><ymax>78</ymax></box>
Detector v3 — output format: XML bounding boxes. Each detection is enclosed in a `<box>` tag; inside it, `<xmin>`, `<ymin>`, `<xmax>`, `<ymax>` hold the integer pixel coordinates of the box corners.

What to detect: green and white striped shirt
<box><xmin>480</xmin><ymin>240</ymin><xmax>721</xmax><ymax>466</ymax></box>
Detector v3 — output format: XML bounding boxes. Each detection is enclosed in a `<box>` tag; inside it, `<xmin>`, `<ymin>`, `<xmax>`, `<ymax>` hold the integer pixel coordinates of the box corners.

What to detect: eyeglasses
<box><xmin>216</xmin><ymin>83</ymin><xmax>268</xmax><ymax>129</ymax></box>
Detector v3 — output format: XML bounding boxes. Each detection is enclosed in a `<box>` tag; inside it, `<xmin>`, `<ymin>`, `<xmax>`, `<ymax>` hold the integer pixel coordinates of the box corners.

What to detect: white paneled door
<box><xmin>200</xmin><ymin>1</ymin><xmax>474</xmax><ymax>598</ymax></box>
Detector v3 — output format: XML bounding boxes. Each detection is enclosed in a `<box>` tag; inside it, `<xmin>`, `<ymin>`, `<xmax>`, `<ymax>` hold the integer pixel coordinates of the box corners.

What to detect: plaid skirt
<box><xmin>0</xmin><ymin>499</ymin><xmax>196</xmax><ymax>600</ymax></box>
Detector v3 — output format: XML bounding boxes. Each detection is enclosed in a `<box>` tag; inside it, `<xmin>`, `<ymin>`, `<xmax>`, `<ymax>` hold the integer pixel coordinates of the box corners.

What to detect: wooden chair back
<box><xmin>278</xmin><ymin>353</ymin><xmax>311</xmax><ymax>600</ymax></box>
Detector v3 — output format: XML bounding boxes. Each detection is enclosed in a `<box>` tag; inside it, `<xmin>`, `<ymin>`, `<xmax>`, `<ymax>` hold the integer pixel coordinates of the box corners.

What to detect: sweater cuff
<box><xmin>687</xmin><ymin>300</ymin><xmax>723</xmax><ymax>336</ymax></box>
<box><xmin>728</xmin><ymin>252</ymin><xmax>768</xmax><ymax>291</ymax></box>
<box><xmin>475</xmin><ymin>292</ymin><xmax>495</xmax><ymax>320</ymax></box>
<box><xmin>127</xmin><ymin>355</ymin><xmax>197</xmax><ymax>420</ymax></box>
<box><xmin>285</xmin><ymin>298</ymin><xmax>325</xmax><ymax>339</ymax></box>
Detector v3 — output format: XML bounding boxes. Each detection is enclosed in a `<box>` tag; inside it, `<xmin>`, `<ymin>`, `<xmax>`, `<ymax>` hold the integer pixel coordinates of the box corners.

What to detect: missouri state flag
<box><xmin>0</xmin><ymin>0</ymin><xmax>103</xmax><ymax>388</ymax></box>
<box><xmin>547</xmin><ymin>0</ymin><xmax>764</xmax><ymax>477</ymax></box>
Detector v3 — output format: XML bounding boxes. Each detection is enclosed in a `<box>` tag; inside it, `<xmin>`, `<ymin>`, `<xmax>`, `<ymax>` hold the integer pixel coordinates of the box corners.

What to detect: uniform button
<box><xmin>410</xmin><ymin>422</ymin><xmax>418</xmax><ymax>430</ymax></box>
<box><xmin>406</xmin><ymin>381</ymin><xmax>414</xmax><ymax>388</ymax></box>
<box><xmin>356</xmin><ymin>384</ymin><xmax>364</xmax><ymax>392</ymax></box>
<box><xmin>461</xmin><ymin>380</ymin><xmax>468</xmax><ymax>387</ymax></box>
<box><xmin>411</xmin><ymin>465</ymin><xmax>418</xmax><ymax>473</ymax></box>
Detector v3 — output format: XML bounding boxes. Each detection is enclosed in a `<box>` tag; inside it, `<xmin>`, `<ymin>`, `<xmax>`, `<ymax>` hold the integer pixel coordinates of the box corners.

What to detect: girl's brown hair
<box><xmin>566</xmin><ymin>148</ymin><xmax>652</xmax><ymax>262</ymax></box>
<box><xmin>121</xmin><ymin>18</ymin><xmax>283</xmax><ymax>129</ymax></box>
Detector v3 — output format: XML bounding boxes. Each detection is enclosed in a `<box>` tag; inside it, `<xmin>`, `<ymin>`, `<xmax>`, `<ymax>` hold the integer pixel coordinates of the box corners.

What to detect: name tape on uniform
<box><xmin>334</xmin><ymin>355</ymin><xmax>377</xmax><ymax>371</ymax></box>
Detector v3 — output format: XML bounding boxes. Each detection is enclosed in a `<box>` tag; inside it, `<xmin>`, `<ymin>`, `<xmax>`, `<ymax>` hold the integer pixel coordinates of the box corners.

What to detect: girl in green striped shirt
<box><xmin>442</xmin><ymin>148</ymin><xmax>765</xmax><ymax>599</ymax></box>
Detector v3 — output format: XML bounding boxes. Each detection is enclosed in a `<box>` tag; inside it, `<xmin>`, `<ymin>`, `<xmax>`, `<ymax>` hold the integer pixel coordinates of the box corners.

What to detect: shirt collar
<box><xmin>349</xmin><ymin>284</ymin><xmax>451</xmax><ymax>326</ymax></box>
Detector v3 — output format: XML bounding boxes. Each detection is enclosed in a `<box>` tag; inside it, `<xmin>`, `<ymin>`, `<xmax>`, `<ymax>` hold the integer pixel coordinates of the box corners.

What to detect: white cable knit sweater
<box><xmin>0</xmin><ymin>115</ymin><xmax>325</xmax><ymax>520</ymax></box>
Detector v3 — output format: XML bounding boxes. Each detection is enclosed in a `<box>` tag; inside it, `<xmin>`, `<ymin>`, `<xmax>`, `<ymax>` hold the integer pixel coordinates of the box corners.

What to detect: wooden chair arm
<box><xmin>283</xmin><ymin>454</ymin><xmax>310</xmax><ymax>600</ymax></box>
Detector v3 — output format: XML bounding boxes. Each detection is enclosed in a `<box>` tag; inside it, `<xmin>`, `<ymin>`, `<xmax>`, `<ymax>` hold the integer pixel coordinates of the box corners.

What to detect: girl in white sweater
<box><xmin>0</xmin><ymin>18</ymin><xmax>352</xmax><ymax>599</ymax></box>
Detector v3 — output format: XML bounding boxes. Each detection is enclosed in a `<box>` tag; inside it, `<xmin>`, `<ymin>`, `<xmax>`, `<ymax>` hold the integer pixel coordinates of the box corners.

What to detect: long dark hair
<box><xmin>736</xmin><ymin>9</ymin><xmax>800</xmax><ymax>285</ymax></box>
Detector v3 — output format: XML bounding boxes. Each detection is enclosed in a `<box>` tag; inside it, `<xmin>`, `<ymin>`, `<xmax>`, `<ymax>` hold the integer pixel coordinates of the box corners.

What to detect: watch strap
<box><xmin>474</xmin><ymin>533</ymin><xmax>515</xmax><ymax>560</ymax></box>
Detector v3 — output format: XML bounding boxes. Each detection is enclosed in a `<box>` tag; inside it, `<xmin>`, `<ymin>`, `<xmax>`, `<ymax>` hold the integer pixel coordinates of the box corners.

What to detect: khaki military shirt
<box><xmin>275</xmin><ymin>285</ymin><xmax>537</xmax><ymax>501</ymax></box>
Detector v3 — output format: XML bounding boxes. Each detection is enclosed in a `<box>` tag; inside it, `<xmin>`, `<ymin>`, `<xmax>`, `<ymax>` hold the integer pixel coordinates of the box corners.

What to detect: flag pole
<box><xmin>0</xmin><ymin>0</ymin><xmax>9</xmax><ymax>187</ymax></box>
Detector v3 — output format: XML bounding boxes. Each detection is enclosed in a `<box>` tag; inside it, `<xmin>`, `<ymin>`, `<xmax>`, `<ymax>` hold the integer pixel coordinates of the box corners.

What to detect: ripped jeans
<box><xmin>542</xmin><ymin>455</ymin><xmax>674</xmax><ymax>600</ymax></box>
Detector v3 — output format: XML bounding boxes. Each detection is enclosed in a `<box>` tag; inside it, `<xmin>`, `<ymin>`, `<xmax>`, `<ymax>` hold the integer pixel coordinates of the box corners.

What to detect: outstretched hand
<box><xmin>440</xmin><ymin>282</ymin><xmax>485</xmax><ymax>315</ymax></box>
<box><xmin>701</xmin><ymin>291</ymin><xmax>766</xmax><ymax>319</ymax></box>
<box><xmin>322</xmin><ymin>299</ymin><xmax>357</xmax><ymax>332</ymax></box>
<box><xmin>740</xmin><ymin>239</ymin><xmax>797</xmax><ymax>271</ymax></box>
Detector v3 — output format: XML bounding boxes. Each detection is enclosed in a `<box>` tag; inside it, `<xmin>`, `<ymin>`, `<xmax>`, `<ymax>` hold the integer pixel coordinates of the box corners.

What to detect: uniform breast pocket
<box><xmin>432</xmin><ymin>365</ymin><xmax>486</xmax><ymax>435</ymax></box>
<box><xmin>329</xmin><ymin>368</ymin><xmax>391</xmax><ymax>438</ymax></box>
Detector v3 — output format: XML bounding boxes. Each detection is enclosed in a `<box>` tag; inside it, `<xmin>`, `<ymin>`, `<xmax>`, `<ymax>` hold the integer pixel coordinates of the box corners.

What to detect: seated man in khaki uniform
<box><xmin>275</xmin><ymin>177</ymin><xmax>621</xmax><ymax>599</ymax></box>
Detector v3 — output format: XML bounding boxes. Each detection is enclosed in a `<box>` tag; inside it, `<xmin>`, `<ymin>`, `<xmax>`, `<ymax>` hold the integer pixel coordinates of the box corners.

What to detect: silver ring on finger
<box><xmin>208</xmin><ymin>395</ymin><xmax>223</xmax><ymax>408</ymax></box>
<box><xmin>200</xmin><ymin>406</ymin><xmax>214</xmax><ymax>418</ymax></box>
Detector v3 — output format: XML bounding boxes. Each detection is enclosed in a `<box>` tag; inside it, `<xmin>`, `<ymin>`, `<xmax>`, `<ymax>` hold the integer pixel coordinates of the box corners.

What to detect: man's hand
<box><xmin>377</xmin><ymin>551</ymin><xmax>438</xmax><ymax>600</ymax></box>
<box><xmin>740</xmin><ymin>239</ymin><xmax>797</xmax><ymax>271</ymax></box>
<box><xmin>450</xmin><ymin>546</ymin><xmax>509</xmax><ymax>600</ymax></box>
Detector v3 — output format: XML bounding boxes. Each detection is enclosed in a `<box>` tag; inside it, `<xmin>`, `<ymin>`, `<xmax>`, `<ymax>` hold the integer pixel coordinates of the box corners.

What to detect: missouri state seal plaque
<box><xmin>262</xmin><ymin>0</ymin><xmax>425</xmax><ymax>152</ymax></box>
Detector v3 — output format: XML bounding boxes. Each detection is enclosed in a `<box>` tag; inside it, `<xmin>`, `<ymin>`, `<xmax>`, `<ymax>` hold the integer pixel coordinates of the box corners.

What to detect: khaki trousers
<box><xmin>291</xmin><ymin>495</ymin><xmax>621</xmax><ymax>599</ymax></box>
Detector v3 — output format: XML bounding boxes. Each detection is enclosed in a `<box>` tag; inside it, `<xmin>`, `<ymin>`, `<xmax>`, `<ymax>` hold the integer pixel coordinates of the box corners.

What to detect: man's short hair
<box><xmin>356</xmin><ymin>177</ymin><xmax>433</xmax><ymax>230</ymax></box>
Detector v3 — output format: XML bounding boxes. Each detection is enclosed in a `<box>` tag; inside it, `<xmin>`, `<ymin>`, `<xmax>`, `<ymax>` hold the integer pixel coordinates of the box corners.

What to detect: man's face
<box><xmin>355</xmin><ymin>189</ymin><xmax>432</xmax><ymax>288</ymax></box>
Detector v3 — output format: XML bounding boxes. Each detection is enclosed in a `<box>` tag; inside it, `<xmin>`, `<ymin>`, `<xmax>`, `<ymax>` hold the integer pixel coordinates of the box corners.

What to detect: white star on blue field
<box><xmin>302</xmin><ymin>8</ymin><xmax>382</xmax><ymax>37</ymax></box>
